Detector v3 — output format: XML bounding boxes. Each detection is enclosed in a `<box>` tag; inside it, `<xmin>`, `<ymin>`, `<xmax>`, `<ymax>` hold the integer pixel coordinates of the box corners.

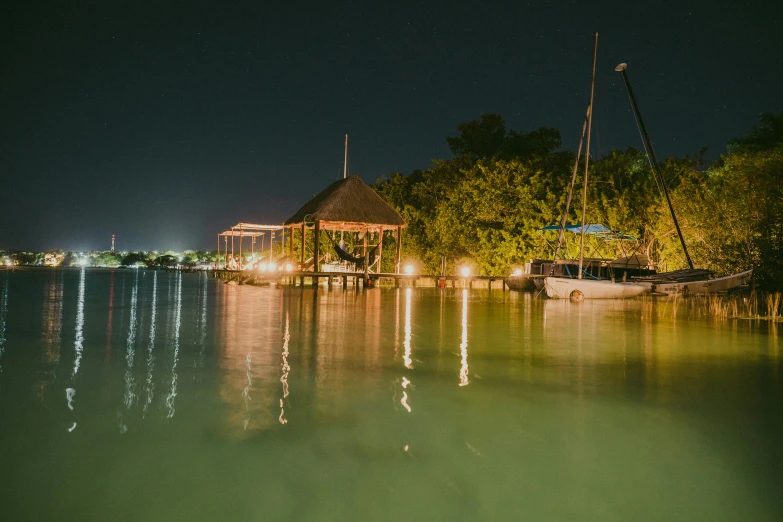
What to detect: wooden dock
<box><xmin>212</xmin><ymin>269</ymin><xmax>508</xmax><ymax>290</ymax></box>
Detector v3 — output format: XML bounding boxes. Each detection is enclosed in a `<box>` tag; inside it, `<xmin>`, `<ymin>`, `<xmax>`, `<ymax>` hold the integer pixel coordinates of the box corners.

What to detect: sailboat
<box><xmin>613</xmin><ymin>63</ymin><xmax>753</xmax><ymax>296</ymax></box>
<box><xmin>543</xmin><ymin>34</ymin><xmax>651</xmax><ymax>300</ymax></box>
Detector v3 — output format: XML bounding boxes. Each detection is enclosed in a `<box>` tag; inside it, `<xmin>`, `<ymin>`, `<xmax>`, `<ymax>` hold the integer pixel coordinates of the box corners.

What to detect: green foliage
<box><xmin>374</xmin><ymin>112</ymin><xmax>783</xmax><ymax>290</ymax></box>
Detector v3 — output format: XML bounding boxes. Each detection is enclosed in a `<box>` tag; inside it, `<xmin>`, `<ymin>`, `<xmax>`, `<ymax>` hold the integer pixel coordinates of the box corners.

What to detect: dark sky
<box><xmin>1</xmin><ymin>1</ymin><xmax>781</xmax><ymax>252</ymax></box>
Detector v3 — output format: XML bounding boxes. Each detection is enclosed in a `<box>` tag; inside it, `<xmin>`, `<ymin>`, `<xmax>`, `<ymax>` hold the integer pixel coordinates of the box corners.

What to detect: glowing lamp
<box><xmin>258</xmin><ymin>263</ymin><xmax>268</xmax><ymax>272</ymax></box>
<box><xmin>285</xmin><ymin>263</ymin><xmax>293</xmax><ymax>272</ymax></box>
<box><xmin>268</xmin><ymin>263</ymin><xmax>277</xmax><ymax>272</ymax></box>
<box><xmin>404</xmin><ymin>264</ymin><xmax>415</xmax><ymax>275</ymax></box>
<box><xmin>513</xmin><ymin>268</ymin><xmax>522</xmax><ymax>277</ymax></box>
<box><xmin>460</xmin><ymin>266</ymin><xmax>471</xmax><ymax>278</ymax></box>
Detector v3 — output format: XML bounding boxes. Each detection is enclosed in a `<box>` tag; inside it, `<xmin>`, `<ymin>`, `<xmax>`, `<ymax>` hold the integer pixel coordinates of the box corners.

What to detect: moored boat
<box><xmin>543</xmin><ymin>276</ymin><xmax>650</xmax><ymax>299</ymax></box>
<box><xmin>639</xmin><ymin>269</ymin><xmax>753</xmax><ymax>296</ymax></box>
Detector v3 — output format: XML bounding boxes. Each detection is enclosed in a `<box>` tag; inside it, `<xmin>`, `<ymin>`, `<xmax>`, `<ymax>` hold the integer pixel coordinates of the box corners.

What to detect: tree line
<box><xmin>374</xmin><ymin>112</ymin><xmax>783</xmax><ymax>290</ymax></box>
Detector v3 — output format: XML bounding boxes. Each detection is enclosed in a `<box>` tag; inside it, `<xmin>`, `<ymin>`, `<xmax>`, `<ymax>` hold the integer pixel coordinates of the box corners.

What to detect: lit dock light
<box><xmin>460</xmin><ymin>266</ymin><xmax>471</xmax><ymax>278</ymax></box>
<box><xmin>268</xmin><ymin>263</ymin><xmax>277</xmax><ymax>272</ymax></box>
<box><xmin>512</xmin><ymin>268</ymin><xmax>522</xmax><ymax>277</ymax></box>
<box><xmin>284</xmin><ymin>263</ymin><xmax>293</xmax><ymax>272</ymax></box>
<box><xmin>404</xmin><ymin>264</ymin><xmax>415</xmax><ymax>275</ymax></box>
<box><xmin>258</xmin><ymin>263</ymin><xmax>268</xmax><ymax>272</ymax></box>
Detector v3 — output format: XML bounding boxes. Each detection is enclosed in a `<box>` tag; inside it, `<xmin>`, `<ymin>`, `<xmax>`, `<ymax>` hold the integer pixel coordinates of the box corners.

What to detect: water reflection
<box><xmin>66</xmin><ymin>269</ymin><xmax>86</xmax><ymax>431</ymax></box>
<box><xmin>41</xmin><ymin>272</ymin><xmax>64</xmax><ymax>364</ymax></box>
<box><xmin>105</xmin><ymin>271</ymin><xmax>115</xmax><ymax>363</ymax></box>
<box><xmin>143</xmin><ymin>271</ymin><xmax>158</xmax><ymax>416</ymax></box>
<box><xmin>279</xmin><ymin>312</ymin><xmax>290</xmax><ymax>425</ymax></box>
<box><xmin>459</xmin><ymin>288</ymin><xmax>469</xmax><ymax>387</ymax></box>
<box><xmin>0</xmin><ymin>275</ymin><xmax>8</xmax><ymax>371</ymax></box>
<box><xmin>124</xmin><ymin>271</ymin><xmax>139</xmax><ymax>409</ymax></box>
<box><xmin>403</xmin><ymin>288</ymin><xmax>413</xmax><ymax>370</ymax></box>
<box><xmin>165</xmin><ymin>272</ymin><xmax>182</xmax><ymax>418</ymax></box>
<box><xmin>196</xmin><ymin>273</ymin><xmax>208</xmax><ymax>370</ymax></box>
<box><xmin>400</xmin><ymin>288</ymin><xmax>414</xmax><ymax>412</ymax></box>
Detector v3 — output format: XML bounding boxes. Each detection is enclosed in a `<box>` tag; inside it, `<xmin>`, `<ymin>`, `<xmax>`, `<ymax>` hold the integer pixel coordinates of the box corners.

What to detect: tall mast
<box><xmin>578</xmin><ymin>33</ymin><xmax>598</xmax><ymax>279</ymax></box>
<box><xmin>343</xmin><ymin>134</ymin><xmax>348</xmax><ymax>179</ymax></box>
<box><xmin>614</xmin><ymin>63</ymin><xmax>694</xmax><ymax>270</ymax></box>
<box><xmin>551</xmin><ymin>108</ymin><xmax>589</xmax><ymax>273</ymax></box>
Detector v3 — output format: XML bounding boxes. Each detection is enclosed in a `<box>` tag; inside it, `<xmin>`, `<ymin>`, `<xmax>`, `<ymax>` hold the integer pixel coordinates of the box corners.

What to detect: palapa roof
<box><xmin>284</xmin><ymin>175</ymin><xmax>406</xmax><ymax>231</ymax></box>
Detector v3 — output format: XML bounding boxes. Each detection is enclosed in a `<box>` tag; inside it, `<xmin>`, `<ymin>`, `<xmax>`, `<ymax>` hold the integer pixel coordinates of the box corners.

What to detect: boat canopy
<box><xmin>540</xmin><ymin>224</ymin><xmax>637</xmax><ymax>241</ymax></box>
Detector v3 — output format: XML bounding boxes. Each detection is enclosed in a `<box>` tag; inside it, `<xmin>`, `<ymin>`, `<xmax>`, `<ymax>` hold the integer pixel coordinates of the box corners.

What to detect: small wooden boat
<box><xmin>544</xmin><ymin>276</ymin><xmax>650</xmax><ymax>299</ymax></box>
<box><xmin>638</xmin><ymin>269</ymin><xmax>753</xmax><ymax>295</ymax></box>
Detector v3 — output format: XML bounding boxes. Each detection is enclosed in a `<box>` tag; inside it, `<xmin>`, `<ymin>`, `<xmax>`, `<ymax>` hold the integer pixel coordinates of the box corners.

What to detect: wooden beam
<box><xmin>395</xmin><ymin>226</ymin><xmax>402</xmax><ymax>274</ymax></box>
<box><xmin>313</xmin><ymin>220</ymin><xmax>320</xmax><ymax>272</ymax></box>
<box><xmin>300</xmin><ymin>223</ymin><xmax>305</xmax><ymax>265</ymax></box>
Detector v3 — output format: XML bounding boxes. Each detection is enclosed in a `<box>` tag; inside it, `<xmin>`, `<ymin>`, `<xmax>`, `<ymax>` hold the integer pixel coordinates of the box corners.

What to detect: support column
<box><xmin>313</xmin><ymin>220</ymin><xmax>320</xmax><ymax>273</ymax></box>
<box><xmin>216</xmin><ymin>234</ymin><xmax>220</xmax><ymax>270</ymax></box>
<box><xmin>300</xmin><ymin>224</ymin><xmax>306</xmax><ymax>265</ymax></box>
<box><xmin>363</xmin><ymin>226</ymin><xmax>369</xmax><ymax>285</ymax></box>
<box><xmin>395</xmin><ymin>226</ymin><xmax>402</xmax><ymax>274</ymax></box>
<box><xmin>376</xmin><ymin>227</ymin><xmax>383</xmax><ymax>274</ymax></box>
<box><xmin>231</xmin><ymin>229</ymin><xmax>235</xmax><ymax>269</ymax></box>
<box><xmin>289</xmin><ymin>225</ymin><xmax>294</xmax><ymax>262</ymax></box>
<box><xmin>239</xmin><ymin>226</ymin><xmax>243</xmax><ymax>270</ymax></box>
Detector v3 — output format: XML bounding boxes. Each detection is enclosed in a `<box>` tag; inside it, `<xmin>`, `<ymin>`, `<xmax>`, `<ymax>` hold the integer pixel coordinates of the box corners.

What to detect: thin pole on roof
<box><xmin>343</xmin><ymin>134</ymin><xmax>348</xmax><ymax>179</ymax></box>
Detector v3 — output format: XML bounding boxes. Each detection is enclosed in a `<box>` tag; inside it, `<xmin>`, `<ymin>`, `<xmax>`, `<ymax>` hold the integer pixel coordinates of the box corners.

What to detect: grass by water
<box><xmin>639</xmin><ymin>291</ymin><xmax>782</xmax><ymax>322</ymax></box>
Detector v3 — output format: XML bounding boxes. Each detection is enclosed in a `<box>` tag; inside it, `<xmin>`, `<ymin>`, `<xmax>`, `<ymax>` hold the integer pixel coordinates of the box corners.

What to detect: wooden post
<box><xmin>313</xmin><ymin>220</ymin><xmax>320</xmax><ymax>273</ymax></box>
<box><xmin>231</xmin><ymin>228</ymin><xmax>235</xmax><ymax>269</ymax></box>
<box><xmin>216</xmin><ymin>234</ymin><xmax>220</xmax><ymax>270</ymax></box>
<box><xmin>239</xmin><ymin>226</ymin><xmax>243</xmax><ymax>270</ymax></box>
<box><xmin>395</xmin><ymin>226</ymin><xmax>402</xmax><ymax>274</ymax></box>
<box><xmin>376</xmin><ymin>227</ymin><xmax>383</xmax><ymax>274</ymax></box>
<box><xmin>300</xmin><ymin>224</ymin><xmax>306</xmax><ymax>265</ymax></box>
<box><xmin>363</xmin><ymin>226</ymin><xmax>369</xmax><ymax>285</ymax></box>
<box><xmin>289</xmin><ymin>225</ymin><xmax>294</xmax><ymax>262</ymax></box>
<box><xmin>299</xmin><ymin>224</ymin><xmax>306</xmax><ymax>287</ymax></box>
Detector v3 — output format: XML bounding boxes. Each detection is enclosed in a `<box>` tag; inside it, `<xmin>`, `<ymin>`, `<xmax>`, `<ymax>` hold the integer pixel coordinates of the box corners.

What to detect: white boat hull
<box><xmin>544</xmin><ymin>277</ymin><xmax>651</xmax><ymax>299</ymax></box>
<box><xmin>650</xmin><ymin>269</ymin><xmax>753</xmax><ymax>295</ymax></box>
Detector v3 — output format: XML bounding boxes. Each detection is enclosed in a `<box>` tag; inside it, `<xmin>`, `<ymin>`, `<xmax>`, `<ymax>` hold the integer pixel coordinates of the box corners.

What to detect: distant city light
<box><xmin>460</xmin><ymin>266</ymin><xmax>472</xmax><ymax>277</ymax></box>
<box><xmin>78</xmin><ymin>258</ymin><xmax>88</xmax><ymax>267</ymax></box>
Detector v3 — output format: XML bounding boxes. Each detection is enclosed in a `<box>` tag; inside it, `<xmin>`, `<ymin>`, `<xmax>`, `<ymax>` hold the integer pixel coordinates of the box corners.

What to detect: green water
<box><xmin>0</xmin><ymin>269</ymin><xmax>781</xmax><ymax>521</ymax></box>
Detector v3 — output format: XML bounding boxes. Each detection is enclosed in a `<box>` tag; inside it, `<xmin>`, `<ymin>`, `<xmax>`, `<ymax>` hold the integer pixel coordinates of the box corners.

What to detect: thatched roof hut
<box><xmin>285</xmin><ymin>175</ymin><xmax>406</xmax><ymax>231</ymax></box>
<box><xmin>284</xmin><ymin>175</ymin><xmax>406</xmax><ymax>275</ymax></box>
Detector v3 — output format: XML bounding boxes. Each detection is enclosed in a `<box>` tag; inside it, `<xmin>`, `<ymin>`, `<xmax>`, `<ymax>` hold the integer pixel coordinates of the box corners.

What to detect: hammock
<box><xmin>333</xmin><ymin>243</ymin><xmax>378</xmax><ymax>269</ymax></box>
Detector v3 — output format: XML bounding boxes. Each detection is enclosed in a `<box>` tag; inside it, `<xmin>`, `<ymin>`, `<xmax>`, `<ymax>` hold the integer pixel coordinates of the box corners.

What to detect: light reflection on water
<box><xmin>0</xmin><ymin>270</ymin><xmax>781</xmax><ymax>521</ymax></box>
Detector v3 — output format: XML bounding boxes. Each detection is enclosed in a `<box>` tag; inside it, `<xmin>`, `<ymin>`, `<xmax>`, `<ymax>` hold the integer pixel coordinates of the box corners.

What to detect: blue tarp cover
<box><xmin>540</xmin><ymin>224</ymin><xmax>636</xmax><ymax>240</ymax></box>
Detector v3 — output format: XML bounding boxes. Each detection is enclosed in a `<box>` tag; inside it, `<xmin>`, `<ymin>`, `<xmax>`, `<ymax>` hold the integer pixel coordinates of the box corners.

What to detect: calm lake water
<box><xmin>0</xmin><ymin>269</ymin><xmax>781</xmax><ymax>521</ymax></box>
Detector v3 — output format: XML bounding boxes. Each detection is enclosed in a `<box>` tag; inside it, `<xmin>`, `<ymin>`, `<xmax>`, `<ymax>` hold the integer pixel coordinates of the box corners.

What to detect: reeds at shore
<box><xmin>639</xmin><ymin>291</ymin><xmax>782</xmax><ymax>321</ymax></box>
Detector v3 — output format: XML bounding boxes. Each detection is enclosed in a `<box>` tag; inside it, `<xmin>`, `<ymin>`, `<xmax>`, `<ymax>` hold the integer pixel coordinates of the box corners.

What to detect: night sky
<box><xmin>2</xmin><ymin>1</ymin><xmax>781</xmax><ymax>252</ymax></box>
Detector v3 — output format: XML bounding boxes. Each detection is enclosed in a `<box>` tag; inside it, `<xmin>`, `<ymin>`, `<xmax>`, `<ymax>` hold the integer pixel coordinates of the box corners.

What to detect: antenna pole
<box><xmin>578</xmin><ymin>32</ymin><xmax>598</xmax><ymax>279</ymax></box>
<box><xmin>343</xmin><ymin>134</ymin><xmax>348</xmax><ymax>179</ymax></box>
<box><xmin>615</xmin><ymin>64</ymin><xmax>694</xmax><ymax>270</ymax></box>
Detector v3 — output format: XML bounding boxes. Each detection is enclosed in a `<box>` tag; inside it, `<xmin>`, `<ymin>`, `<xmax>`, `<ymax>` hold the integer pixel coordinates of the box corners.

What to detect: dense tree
<box><xmin>375</xmin><ymin>112</ymin><xmax>782</xmax><ymax>289</ymax></box>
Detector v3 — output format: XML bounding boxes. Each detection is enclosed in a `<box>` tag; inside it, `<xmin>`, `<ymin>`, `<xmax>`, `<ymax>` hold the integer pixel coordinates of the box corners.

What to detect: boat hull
<box><xmin>650</xmin><ymin>269</ymin><xmax>753</xmax><ymax>295</ymax></box>
<box><xmin>544</xmin><ymin>277</ymin><xmax>651</xmax><ymax>299</ymax></box>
